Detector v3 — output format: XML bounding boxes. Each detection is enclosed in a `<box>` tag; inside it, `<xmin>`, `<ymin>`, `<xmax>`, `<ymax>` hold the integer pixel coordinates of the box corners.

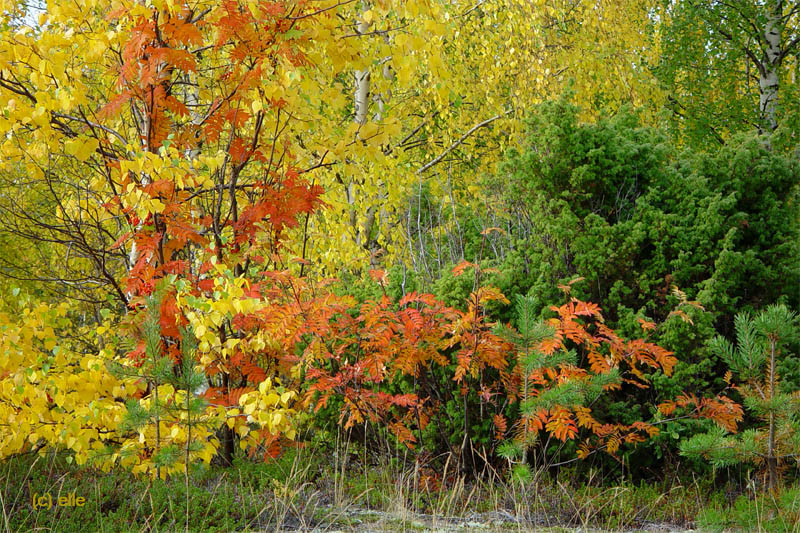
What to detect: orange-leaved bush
<box><xmin>299</xmin><ymin>268</ymin><xmax>725</xmax><ymax>476</ymax></box>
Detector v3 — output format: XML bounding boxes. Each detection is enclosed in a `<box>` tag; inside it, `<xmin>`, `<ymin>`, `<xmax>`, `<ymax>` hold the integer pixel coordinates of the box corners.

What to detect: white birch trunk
<box><xmin>354</xmin><ymin>17</ymin><xmax>371</xmax><ymax>126</ymax></box>
<box><xmin>349</xmin><ymin>10</ymin><xmax>371</xmax><ymax>247</ymax></box>
<box><xmin>350</xmin><ymin>5</ymin><xmax>394</xmax><ymax>253</ymax></box>
<box><xmin>760</xmin><ymin>1</ymin><xmax>782</xmax><ymax>132</ymax></box>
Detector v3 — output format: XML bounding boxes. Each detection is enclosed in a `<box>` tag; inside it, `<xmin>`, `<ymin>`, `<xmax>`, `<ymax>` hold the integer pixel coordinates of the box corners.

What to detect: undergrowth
<box><xmin>1</xmin><ymin>442</ymin><xmax>797</xmax><ymax>532</ymax></box>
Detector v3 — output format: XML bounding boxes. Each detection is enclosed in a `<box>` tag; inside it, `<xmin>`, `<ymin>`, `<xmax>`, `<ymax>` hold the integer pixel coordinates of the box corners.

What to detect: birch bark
<box><xmin>760</xmin><ymin>1</ymin><xmax>782</xmax><ymax>133</ymax></box>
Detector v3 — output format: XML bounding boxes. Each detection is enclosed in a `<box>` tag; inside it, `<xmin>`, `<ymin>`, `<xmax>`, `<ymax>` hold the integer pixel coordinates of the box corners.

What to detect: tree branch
<box><xmin>417</xmin><ymin>109</ymin><xmax>513</xmax><ymax>175</ymax></box>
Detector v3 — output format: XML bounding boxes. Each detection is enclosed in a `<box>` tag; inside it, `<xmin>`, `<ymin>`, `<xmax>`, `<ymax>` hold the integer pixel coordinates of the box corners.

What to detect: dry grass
<box><xmin>0</xmin><ymin>439</ymin><xmax>795</xmax><ymax>532</ymax></box>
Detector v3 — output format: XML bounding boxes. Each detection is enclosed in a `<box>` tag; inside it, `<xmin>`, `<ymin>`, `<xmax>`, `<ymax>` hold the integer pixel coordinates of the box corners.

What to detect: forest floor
<box><xmin>3</xmin><ymin>446</ymin><xmax>792</xmax><ymax>532</ymax></box>
<box><xmin>273</xmin><ymin>506</ymin><xmax>696</xmax><ymax>532</ymax></box>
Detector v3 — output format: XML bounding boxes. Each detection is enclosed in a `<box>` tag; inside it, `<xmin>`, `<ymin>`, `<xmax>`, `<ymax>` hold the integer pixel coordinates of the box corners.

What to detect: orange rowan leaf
<box><xmin>575</xmin><ymin>406</ymin><xmax>599</xmax><ymax>431</ymax></box>
<box><xmin>637</xmin><ymin>318</ymin><xmax>657</xmax><ymax>332</ymax></box>
<box><xmin>557</xmin><ymin>276</ymin><xmax>585</xmax><ymax>295</ymax></box>
<box><xmin>493</xmin><ymin>413</ymin><xmax>508</xmax><ymax>441</ymax></box>
<box><xmin>474</xmin><ymin>286</ymin><xmax>509</xmax><ymax>305</ymax></box>
<box><xmin>539</xmin><ymin>336</ymin><xmax>562</xmax><ymax>355</ymax></box>
<box><xmin>369</xmin><ymin>269</ymin><xmax>388</xmax><ymax>285</ymax></box>
<box><xmin>389</xmin><ymin>421</ymin><xmax>416</xmax><ymax>447</ymax></box>
<box><xmin>451</xmin><ymin>260</ymin><xmax>477</xmax><ymax>277</ymax></box>
<box><xmin>480</xmin><ymin>226</ymin><xmax>506</xmax><ymax>236</ymax></box>
<box><xmin>577</xmin><ymin>442</ymin><xmax>592</xmax><ymax>459</ymax></box>
<box><xmin>546</xmin><ymin>409</ymin><xmax>578</xmax><ymax>442</ymax></box>
<box><xmin>667</xmin><ymin>309</ymin><xmax>694</xmax><ymax>325</ymax></box>
<box><xmin>573</xmin><ymin>300</ymin><xmax>602</xmax><ymax>319</ymax></box>
<box><xmin>587</xmin><ymin>351</ymin><xmax>611</xmax><ymax>374</ymax></box>
<box><xmin>606</xmin><ymin>435</ymin><xmax>621</xmax><ymax>454</ymax></box>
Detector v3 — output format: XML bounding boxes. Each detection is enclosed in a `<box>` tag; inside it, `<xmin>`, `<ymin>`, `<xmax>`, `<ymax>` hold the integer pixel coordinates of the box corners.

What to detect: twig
<box><xmin>417</xmin><ymin>109</ymin><xmax>513</xmax><ymax>175</ymax></box>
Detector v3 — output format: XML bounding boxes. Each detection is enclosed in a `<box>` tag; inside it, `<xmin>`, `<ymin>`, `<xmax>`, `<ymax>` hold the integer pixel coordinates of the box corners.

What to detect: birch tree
<box><xmin>659</xmin><ymin>0</ymin><xmax>800</xmax><ymax>144</ymax></box>
<box><xmin>306</xmin><ymin>0</ymin><xmax>666</xmax><ymax>275</ymax></box>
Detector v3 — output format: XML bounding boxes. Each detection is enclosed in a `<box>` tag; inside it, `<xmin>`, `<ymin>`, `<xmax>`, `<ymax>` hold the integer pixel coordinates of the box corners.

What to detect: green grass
<box><xmin>696</xmin><ymin>487</ymin><xmax>800</xmax><ymax>533</ymax></box>
<box><xmin>0</xmin><ymin>447</ymin><xmax>328</xmax><ymax>532</ymax></box>
<box><xmin>1</xmin><ymin>445</ymin><xmax>798</xmax><ymax>532</ymax></box>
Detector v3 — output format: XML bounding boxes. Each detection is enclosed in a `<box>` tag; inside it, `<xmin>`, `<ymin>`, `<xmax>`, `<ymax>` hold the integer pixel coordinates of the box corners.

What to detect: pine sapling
<box><xmin>680</xmin><ymin>304</ymin><xmax>800</xmax><ymax>492</ymax></box>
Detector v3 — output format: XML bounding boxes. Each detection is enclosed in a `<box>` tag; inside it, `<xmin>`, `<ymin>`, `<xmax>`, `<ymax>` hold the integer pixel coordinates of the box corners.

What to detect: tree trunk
<box><xmin>220</xmin><ymin>372</ymin><xmax>235</xmax><ymax>466</ymax></box>
<box><xmin>221</xmin><ymin>426</ymin><xmax>235</xmax><ymax>467</ymax></box>
<box><xmin>346</xmin><ymin>13</ymin><xmax>371</xmax><ymax>249</ymax></box>
<box><xmin>353</xmin><ymin>16</ymin><xmax>371</xmax><ymax>127</ymax></box>
<box><xmin>760</xmin><ymin>1</ymin><xmax>782</xmax><ymax>133</ymax></box>
<box><xmin>766</xmin><ymin>336</ymin><xmax>778</xmax><ymax>491</ymax></box>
